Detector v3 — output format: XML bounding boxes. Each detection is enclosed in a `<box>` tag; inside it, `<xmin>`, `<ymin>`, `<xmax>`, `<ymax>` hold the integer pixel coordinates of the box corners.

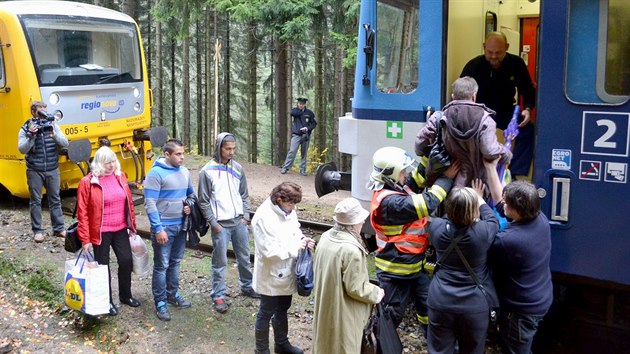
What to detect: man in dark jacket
<box><xmin>461</xmin><ymin>31</ymin><xmax>536</xmax><ymax>179</ymax></box>
<box><xmin>17</xmin><ymin>100</ymin><xmax>68</xmax><ymax>243</ymax></box>
<box><xmin>280</xmin><ymin>97</ymin><xmax>317</xmax><ymax>176</ymax></box>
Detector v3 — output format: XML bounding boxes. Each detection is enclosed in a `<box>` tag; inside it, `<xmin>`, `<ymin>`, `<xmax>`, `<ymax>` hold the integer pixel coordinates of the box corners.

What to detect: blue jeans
<box><xmin>211</xmin><ymin>222</ymin><xmax>253</xmax><ymax>300</ymax></box>
<box><xmin>26</xmin><ymin>168</ymin><xmax>65</xmax><ymax>234</ymax></box>
<box><xmin>498</xmin><ymin>311</ymin><xmax>544</xmax><ymax>354</ymax></box>
<box><xmin>282</xmin><ymin>134</ymin><xmax>309</xmax><ymax>173</ymax></box>
<box><xmin>151</xmin><ymin>224</ymin><xmax>186</xmax><ymax>306</ymax></box>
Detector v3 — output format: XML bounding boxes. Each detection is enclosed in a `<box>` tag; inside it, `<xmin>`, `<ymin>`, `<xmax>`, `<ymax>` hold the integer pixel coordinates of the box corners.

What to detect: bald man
<box><xmin>461</xmin><ymin>31</ymin><xmax>536</xmax><ymax>178</ymax></box>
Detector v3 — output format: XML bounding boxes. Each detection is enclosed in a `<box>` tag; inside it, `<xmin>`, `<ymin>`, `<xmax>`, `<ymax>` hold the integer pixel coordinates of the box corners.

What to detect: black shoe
<box><xmin>274</xmin><ymin>342</ymin><xmax>303</xmax><ymax>354</ymax></box>
<box><xmin>109</xmin><ymin>304</ymin><xmax>118</xmax><ymax>316</ymax></box>
<box><xmin>120</xmin><ymin>297</ymin><xmax>141</xmax><ymax>307</ymax></box>
<box><xmin>241</xmin><ymin>288</ymin><xmax>261</xmax><ymax>299</ymax></box>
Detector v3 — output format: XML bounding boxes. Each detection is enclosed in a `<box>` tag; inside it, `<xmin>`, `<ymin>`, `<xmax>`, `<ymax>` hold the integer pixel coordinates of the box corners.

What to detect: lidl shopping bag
<box><xmin>64</xmin><ymin>252</ymin><xmax>110</xmax><ymax>316</ymax></box>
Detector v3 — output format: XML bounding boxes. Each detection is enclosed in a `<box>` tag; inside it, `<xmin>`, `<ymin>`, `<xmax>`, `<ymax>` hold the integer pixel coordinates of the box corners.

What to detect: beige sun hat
<box><xmin>333</xmin><ymin>198</ymin><xmax>370</xmax><ymax>225</ymax></box>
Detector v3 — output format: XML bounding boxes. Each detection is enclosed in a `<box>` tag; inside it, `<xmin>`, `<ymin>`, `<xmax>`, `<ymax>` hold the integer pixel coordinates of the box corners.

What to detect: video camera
<box><xmin>35</xmin><ymin>110</ymin><xmax>56</xmax><ymax>132</ymax></box>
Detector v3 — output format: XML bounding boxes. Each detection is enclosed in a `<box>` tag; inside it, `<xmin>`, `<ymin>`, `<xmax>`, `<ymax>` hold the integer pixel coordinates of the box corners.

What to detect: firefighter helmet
<box><xmin>367</xmin><ymin>147</ymin><xmax>416</xmax><ymax>191</ymax></box>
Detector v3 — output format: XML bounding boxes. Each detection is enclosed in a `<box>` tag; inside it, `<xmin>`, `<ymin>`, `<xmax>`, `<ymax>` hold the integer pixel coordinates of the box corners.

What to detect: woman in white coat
<box><xmin>251</xmin><ymin>182</ymin><xmax>315</xmax><ymax>354</ymax></box>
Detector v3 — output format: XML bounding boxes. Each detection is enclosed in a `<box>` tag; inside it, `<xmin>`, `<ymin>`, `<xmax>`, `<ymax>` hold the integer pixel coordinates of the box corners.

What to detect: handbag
<box><xmin>129</xmin><ymin>233</ymin><xmax>151</xmax><ymax>277</ymax></box>
<box><xmin>426</xmin><ymin>112</ymin><xmax>452</xmax><ymax>182</ymax></box>
<box><xmin>64</xmin><ymin>221</ymin><xmax>81</xmax><ymax>253</ymax></box>
<box><xmin>295</xmin><ymin>248</ymin><xmax>314</xmax><ymax>297</ymax></box>
<box><xmin>64</xmin><ymin>250</ymin><xmax>110</xmax><ymax>316</ymax></box>
<box><xmin>361</xmin><ymin>305</ymin><xmax>378</xmax><ymax>354</ymax></box>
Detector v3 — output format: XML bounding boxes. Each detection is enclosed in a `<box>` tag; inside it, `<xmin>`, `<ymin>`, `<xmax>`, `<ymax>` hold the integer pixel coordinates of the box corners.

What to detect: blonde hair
<box><xmin>445</xmin><ymin>187</ymin><xmax>479</xmax><ymax>226</ymax></box>
<box><xmin>90</xmin><ymin>146</ymin><xmax>121</xmax><ymax>177</ymax></box>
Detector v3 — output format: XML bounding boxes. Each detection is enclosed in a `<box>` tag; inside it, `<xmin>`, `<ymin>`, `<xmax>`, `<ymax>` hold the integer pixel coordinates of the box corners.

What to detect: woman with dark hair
<box><xmin>251</xmin><ymin>182</ymin><xmax>315</xmax><ymax>354</ymax></box>
<box><xmin>77</xmin><ymin>146</ymin><xmax>139</xmax><ymax>316</ymax></box>
<box><xmin>426</xmin><ymin>181</ymin><xmax>499</xmax><ymax>354</ymax></box>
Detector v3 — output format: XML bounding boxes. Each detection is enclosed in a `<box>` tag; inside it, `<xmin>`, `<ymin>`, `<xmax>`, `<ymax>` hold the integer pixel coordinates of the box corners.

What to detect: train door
<box><xmin>339</xmin><ymin>0</ymin><xmax>445</xmax><ymax>203</ymax></box>
<box><xmin>535</xmin><ymin>0</ymin><xmax>630</xmax><ymax>285</ymax></box>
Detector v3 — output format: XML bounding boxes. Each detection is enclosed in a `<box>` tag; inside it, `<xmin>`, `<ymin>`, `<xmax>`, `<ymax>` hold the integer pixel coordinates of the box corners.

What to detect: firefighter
<box><xmin>367</xmin><ymin>147</ymin><xmax>459</xmax><ymax>337</ymax></box>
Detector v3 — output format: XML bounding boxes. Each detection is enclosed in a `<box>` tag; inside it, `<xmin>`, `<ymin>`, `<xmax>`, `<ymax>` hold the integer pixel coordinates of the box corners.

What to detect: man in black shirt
<box><xmin>280</xmin><ymin>97</ymin><xmax>317</xmax><ymax>176</ymax></box>
<box><xmin>461</xmin><ymin>31</ymin><xmax>536</xmax><ymax>178</ymax></box>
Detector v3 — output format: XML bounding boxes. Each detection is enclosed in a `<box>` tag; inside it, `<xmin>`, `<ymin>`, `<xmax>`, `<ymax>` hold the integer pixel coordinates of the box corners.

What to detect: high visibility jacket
<box><xmin>371</xmin><ymin>189</ymin><xmax>430</xmax><ymax>277</ymax></box>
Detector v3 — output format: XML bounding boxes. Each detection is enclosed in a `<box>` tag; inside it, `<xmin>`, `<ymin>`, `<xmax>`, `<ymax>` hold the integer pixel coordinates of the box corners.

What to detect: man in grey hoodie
<box><xmin>415</xmin><ymin>77</ymin><xmax>512</xmax><ymax>189</ymax></box>
<box><xmin>198</xmin><ymin>132</ymin><xmax>259</xmax><ymax>314</ymax></box>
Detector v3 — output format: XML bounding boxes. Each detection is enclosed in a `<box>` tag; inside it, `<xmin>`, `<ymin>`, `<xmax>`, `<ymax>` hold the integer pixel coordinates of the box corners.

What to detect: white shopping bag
<box><xmin>129</xmin><ymin>233</ymin><xmax>151</xmax><ymax>277</ymax></box>
<box><xmin>64</xmin><ymin>251</ymin><xmax>110</xmax><ymax>316</ymax></box>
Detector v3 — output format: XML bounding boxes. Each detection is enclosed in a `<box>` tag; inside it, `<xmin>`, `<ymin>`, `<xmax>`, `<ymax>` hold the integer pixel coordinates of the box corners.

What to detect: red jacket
<box><xmin>77</xmin><ymin>172</ymin><xmax>137</xmax><ymax>246</ymax></box>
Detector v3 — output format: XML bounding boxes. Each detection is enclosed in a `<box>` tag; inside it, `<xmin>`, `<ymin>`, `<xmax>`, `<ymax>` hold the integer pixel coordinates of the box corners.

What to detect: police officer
<box><xmin>367</xmin><ymin>147</ymin><xmax>459</xmax><ymax>337</ymax></box>
<box><xmin>280</xmin><ymin>97</ymin><xmax>317</xmax><ymax>176</ymax></box>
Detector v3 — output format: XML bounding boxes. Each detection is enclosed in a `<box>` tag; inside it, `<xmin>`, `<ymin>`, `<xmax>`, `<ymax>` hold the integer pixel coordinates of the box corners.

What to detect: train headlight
<box><xmin>134</xmin><ymin>102</ymin><xmax>141</xmax><ymax>112</ymax></box>
<box><xmin>49</xmin><ymin>93</ymin><xmax>60</xmax><ymax>105</ymax></box>
<box><xmin>101</xmin><ymin>112</ymin><xmax>107</xmax><ymax>121</ymax></box>
<box><xmin>53</xmin><ymin>110</ymin><xmax>63</xmax><ymax>120</ymax></box>
<box><xmin>133</xmin><ymin>88</ymin><xmax>140</xmax><ymax>98</ymax></box>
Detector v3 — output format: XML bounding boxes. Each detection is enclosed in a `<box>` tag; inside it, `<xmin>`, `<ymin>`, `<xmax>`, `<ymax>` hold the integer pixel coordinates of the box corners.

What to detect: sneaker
<box><xmin>54</xmin><ymin>230</ymin><xmax>66</xmax><ymax>238</ymax></box>
<box><xmin>156</xmin><ymin>301</ymin><xmax>171</xmax><ymax>321</ymax></box>
<box><xmin>34</xmin><ymin>233</ymin><xmax>45</xmax><ymax>243</ymax></box>
<box><xmin>167</xmin><ymin>293</ymin><xmax>191</xmax><ymax>308</ymax></box>
<box><xmin>241</xmin><ymin>288</ymin><xmax>261</xmax><ymax>299</ymax></box>
<box><xmin>299</xmin><ymin>171</ymin><xmax>307</xmax><ymax>176</ymax></box>
<box><xmin>280</xmin><ymin>168</ymin><xmax>288</xmax><ymax>174</ymax></box>
<box><xmin>213</xmin><ymin>298</ymin><xmax>228</xmax><ymax>314</ymax></box>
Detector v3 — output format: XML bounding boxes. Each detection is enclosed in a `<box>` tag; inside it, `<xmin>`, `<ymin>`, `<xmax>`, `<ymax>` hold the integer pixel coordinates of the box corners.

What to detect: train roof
<box><xmin>0</xmin><ymin>1</ymin><xmax>134</xmax><ymax>23</ymax></box>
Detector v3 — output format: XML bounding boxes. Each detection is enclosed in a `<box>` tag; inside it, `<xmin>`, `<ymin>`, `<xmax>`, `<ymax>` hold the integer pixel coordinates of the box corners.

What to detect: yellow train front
<box><xmin>0</xmin><ymin>1</ymin><xmax>165</xmax><ymax>198</ymax></box>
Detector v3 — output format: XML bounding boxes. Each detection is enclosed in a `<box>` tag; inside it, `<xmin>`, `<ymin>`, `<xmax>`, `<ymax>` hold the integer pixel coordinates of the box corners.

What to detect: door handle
<box><xmin>551</xmin><ymin>177</ymin><xmax>570</xmax><ymax>222</ymax></box>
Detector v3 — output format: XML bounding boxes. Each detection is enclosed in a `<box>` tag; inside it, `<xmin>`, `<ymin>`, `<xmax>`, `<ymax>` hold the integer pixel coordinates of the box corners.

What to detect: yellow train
<box><xmin>0</xmin><ymin>1</ymin><xmax>166</xmax><ymax>198</ymax></box>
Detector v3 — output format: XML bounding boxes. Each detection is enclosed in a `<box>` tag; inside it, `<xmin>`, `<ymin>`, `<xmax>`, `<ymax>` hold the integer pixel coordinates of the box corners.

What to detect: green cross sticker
<box><xmin>386</xmin><ymin>121</ymin><xmax>403</xmax><ymax>139</ymax></box>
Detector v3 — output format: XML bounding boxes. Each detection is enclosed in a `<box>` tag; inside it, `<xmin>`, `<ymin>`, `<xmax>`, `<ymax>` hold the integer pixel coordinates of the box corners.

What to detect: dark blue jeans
<box><xmin>498</xmin><ymin>311</ymin><xmax>544</xmax><ymax>354</ymax></box>
<box><xmin>151</xmin><ymin>224</ymin><xmax>186</xmax><ymax>307</ymax></box>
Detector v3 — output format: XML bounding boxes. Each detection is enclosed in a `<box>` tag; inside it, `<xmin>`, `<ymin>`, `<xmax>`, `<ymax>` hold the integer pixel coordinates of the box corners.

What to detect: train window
<box><xmin>566</xmin><ymin>0</ymin><xmax>629</xmax><ymax>104</ymax></box>
<box><xmin>20</xmin><ymin>16</ymin><xmax>142</xmax><ymax>87</ymax></box>
<box><xmin>376</xmin><ymin>0</ymin><xmax>419</xmax><ymax>94</ymax></box>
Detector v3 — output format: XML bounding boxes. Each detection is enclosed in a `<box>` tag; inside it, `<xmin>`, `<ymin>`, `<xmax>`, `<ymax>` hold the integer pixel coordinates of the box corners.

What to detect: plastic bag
<box><xmin>129</xmin><ymin>233</ymin><xmax>150</xmax><ymax>277</ymax></box>
<box><xmin>295</xmin><ymin>248</ymin><xmax>314</xmax><ymax>297</ymax></box>
<box><xmin>64</xmin><ymin>250</ymin><xmax>110</xmax><ymax>316</ymax></box>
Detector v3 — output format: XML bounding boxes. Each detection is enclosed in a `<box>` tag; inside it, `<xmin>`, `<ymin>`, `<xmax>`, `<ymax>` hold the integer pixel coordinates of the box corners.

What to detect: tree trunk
<box><xmin>206</xmin><ymin>10</ymin><xmax>214</xmax><ymax>154</ymax></box>
<box><xmin>121</xmin><ymin>0</ymin><xmax>137</xmax><ymax>20</ymax></box>
<box><xmin>332</xmin><ymin>46</ymin><xmax>344</xmax><ymax>165</ymax></box>
<box><xmin>274</xmin><ymin>38</ymin><xmax>288</xmax><ymax>166</ymax></box>
<box><xmin>224</xmin><ymin>13</ymin><xmax>231</xmax><ymax>134</ymax></box>
<box><xmin>171</xmin><ymin>38</ymin><xmax>177</xmax><ymax>138</ymax></box>
<box><xmin>314</xmin><ymin>8</ymin><xmax>326</xmax><ymax>159</ymax></box>
<box><xmin>196</xmin><ymin>18</ymin><xmax>204</xmax><ymax>155</ymax></box>
<box><xmin>183</xmin><ymin>35</ymin><xmax>191</xmax><ymax>147</ymax></box>
<box><xmin>247</xmin><ymin>20</ymin><xmax>258</xmax><ymax>163</ymax></box>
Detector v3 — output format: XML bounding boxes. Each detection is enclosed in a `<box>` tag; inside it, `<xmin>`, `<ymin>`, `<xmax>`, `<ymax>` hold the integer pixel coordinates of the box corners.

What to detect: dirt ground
<box><xmin>0</xmin><ymin>157</ymin><xmax>429</xmax><ymax>353</ymax></box>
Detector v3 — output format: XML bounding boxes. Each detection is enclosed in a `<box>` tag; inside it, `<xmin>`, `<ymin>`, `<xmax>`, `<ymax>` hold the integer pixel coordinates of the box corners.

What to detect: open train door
<box><xmin>534</xmin><ymin>0</ymin><xmax>630</xmax><ymax>286</ymax></box>
<box><xmin>338</xmin><ymin>0</ymin><xmax>446</xmax><ymax>204</ymax></box>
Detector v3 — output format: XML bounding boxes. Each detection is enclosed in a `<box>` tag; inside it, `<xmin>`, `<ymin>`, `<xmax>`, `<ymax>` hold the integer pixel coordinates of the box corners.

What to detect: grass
<box><xmin>0</xmin><ymin>256</ymin><xmax>60</xmax><ymax>307</ymax></box>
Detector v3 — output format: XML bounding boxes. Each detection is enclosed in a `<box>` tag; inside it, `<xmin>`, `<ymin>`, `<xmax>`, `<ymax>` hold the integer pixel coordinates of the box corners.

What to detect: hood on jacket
<box><xmin>443</xmin><ymin>101</ymin><xmax>495</xmax><ymax>141</ymax></box>
<box><xmin>213</xmin><ymin>132</ymin><xmax>236</xmax><ymax>164</ymax></box>
<box><xmin>153</xmin><ymin>156</ymin><xmax>180</xmax><ymax>171</ymax></box>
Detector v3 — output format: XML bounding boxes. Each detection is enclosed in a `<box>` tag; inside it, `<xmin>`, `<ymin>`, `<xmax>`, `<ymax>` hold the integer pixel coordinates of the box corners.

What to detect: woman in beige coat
<box><xmin>312</xmin><ymin>198</ymin><xmax>385</xmax><ymax>354</ymax></box>
<box><xmin>251</xmin><ymin>182</ymin><xmax>315</xmax><ymax>354</ymax></box>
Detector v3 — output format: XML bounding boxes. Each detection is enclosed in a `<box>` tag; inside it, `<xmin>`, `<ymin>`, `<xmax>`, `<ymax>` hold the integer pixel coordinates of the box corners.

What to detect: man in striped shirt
<box><xmin>144</xmin><ymin>138</ymin><xmax>195</xmax><ymax>321</ymax></box>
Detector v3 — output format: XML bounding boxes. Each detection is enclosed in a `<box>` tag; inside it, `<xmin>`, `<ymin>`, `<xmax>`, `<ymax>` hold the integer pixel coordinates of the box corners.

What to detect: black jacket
<box><xmin>183</xmin><ymin>196</ymin><xmax>209</xmax><ymax>247</ymax></box>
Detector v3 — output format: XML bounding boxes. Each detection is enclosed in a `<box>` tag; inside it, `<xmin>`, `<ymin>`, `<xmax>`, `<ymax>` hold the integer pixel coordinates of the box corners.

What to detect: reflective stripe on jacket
<box><xmin>370</xmin><ymin>189</ymin><xmax>429</xmax><ymax>276</ymax></box>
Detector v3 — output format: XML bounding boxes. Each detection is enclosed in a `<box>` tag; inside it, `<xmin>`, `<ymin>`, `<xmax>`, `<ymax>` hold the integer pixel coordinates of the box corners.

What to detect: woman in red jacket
<box><xmin>77</xmin><ymin>146</ymin><xmax>139</xmax><ymax>316</ymax></box>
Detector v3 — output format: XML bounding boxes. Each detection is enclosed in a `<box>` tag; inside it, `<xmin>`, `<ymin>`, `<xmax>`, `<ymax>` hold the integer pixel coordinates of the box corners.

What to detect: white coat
<box><xmin>251</xmin><ymin>197</ymin><xmax>303</xmax><ymax>296</ymax></box>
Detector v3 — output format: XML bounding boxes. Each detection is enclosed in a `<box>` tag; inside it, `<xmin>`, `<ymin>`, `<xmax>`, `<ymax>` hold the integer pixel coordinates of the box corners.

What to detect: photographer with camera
<box><xmin>18</xmin><ymin>100</ymin><xmax>68</xmax><ymax>243</ymax></box>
